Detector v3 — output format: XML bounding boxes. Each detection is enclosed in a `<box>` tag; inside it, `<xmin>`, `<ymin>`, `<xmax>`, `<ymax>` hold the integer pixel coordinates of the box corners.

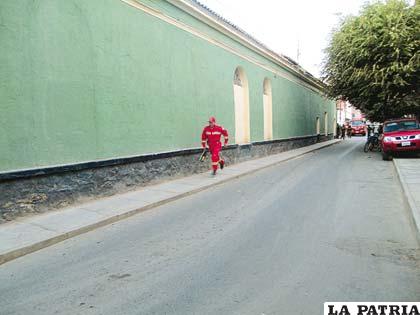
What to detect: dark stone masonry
<box><xmin>0</xmin><ymin>135</ymin><xmax>333</xmax><ymax>223</ymax></box>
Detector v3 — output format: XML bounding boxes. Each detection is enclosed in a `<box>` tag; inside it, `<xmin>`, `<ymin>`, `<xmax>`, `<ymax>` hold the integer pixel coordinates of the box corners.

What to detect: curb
<box><xmin>393</xmin><ymin>159</ymin><xmax>420</xmax><ymax>246</ymax></box>
<box><xmin>0</xmin><ymin>140</ymin><xmax>341</xmax><ymax>266</ymax></box>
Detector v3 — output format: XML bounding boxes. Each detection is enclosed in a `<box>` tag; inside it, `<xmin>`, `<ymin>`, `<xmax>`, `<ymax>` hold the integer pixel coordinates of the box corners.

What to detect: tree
<box><xmin>323</xmin><ymin>0</ymin><xmax>419</xmax><ymax>122</ymax></box>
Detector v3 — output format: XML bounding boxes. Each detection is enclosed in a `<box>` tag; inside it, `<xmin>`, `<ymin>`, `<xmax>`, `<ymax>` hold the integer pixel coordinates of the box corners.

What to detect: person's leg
<box><xmin>219</xmin><ymin>159</ymin><xmax>225</xmax><ymax>169</ymax></box>
<box><xmin>211</xmin><ymin>146</ymin><xmax>220</xmax><ymax>174</ymax></box>
<box><xmin>219</xmin><ymin>148</ymin><xmax>225</xmax><ymax>169</ymax></box>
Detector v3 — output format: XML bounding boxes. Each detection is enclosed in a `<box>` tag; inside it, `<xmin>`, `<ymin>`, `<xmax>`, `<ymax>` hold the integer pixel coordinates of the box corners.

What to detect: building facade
<box><xmin>0</xmin><ymin>0</ymin><xmax>336</xmax><ymax>220</ymax></box>
<box><xmin>336</xmin><ymin>100</ymin><xmax>365</xmax><ymax>126</ymax></box>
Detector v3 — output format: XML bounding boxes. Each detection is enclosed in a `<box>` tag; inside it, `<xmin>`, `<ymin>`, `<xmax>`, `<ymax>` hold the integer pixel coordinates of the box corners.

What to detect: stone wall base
<box><xmin>0</xmin><ymin>135</ymin><xmax>333</xmax><ymax>223</ymax></box>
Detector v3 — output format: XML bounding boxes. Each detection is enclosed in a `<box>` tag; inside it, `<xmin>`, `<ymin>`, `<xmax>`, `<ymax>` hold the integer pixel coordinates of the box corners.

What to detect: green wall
<box><xmin>0</xmin><ymin>0</ymin><xmax>335</xmax><ymax>173</ymax></box>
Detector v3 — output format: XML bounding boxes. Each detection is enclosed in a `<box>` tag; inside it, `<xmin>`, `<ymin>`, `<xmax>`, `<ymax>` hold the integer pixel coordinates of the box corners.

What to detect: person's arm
<box><xmin>222</xmin><ymin>127</ymin><xmax>229</xmax><ymax>146</ymax></box>
<box><xmin>201</xmin><ymin>128</ymin><xmax>207</xmax><ymax>148</ymax></box>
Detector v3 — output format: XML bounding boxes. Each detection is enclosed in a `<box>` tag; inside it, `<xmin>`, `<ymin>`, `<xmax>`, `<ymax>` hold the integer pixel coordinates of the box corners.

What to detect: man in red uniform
<box><xmin>201</xmin><ymin>117</ymin><xmax>229</xmax><ymax>175</ymax></box>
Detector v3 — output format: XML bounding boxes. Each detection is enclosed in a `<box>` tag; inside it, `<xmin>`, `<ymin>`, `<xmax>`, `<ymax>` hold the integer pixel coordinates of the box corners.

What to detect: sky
<box><xmin>197</xmin><ymin>0</ymin><xmax>370</xmax><ymax>78</ymax></box>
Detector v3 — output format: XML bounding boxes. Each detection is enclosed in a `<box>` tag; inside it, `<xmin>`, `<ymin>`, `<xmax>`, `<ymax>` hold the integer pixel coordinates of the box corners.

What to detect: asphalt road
<box><xmin>1</xmin><ymin>138</ymin><xmax>419</xmax><ymax>315</ymax></box>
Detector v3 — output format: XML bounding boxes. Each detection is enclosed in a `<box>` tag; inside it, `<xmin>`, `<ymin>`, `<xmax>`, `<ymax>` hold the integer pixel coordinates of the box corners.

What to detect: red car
<box><xmin>351</xmin><ymin>120</ymin><xmax>366</xmax><ymax>136</ymax></box>
<box><xmin>381</xmin><ymin>118</ymin><xmax>420</xmax><ymax>160</ymax></box>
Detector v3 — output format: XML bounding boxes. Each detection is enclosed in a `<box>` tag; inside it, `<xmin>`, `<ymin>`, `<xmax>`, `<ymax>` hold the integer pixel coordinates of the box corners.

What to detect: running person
<box><xmin>201</xmin><ymin>117</ymin><xmax>228</xmax><ymax>175</ymax></box>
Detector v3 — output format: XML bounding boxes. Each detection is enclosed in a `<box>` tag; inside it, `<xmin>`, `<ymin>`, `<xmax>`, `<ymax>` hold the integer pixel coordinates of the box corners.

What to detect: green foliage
<box><xmin>323</xmin><ymin>0</ymin><xmax>419</xmax><ymax>121</ymax></box>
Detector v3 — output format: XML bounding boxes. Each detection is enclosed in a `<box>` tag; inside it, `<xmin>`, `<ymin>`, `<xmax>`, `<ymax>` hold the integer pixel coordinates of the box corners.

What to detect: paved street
<box><xmin>1</xmin><ymin>138</ymin><xmax>419</xmax><ymax>315</ymax></box>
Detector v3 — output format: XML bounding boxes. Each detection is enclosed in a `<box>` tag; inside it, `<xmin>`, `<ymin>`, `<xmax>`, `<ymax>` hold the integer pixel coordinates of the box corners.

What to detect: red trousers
<box><xmin>209</xmin><ymin>143</ymin><xmax>224</xmax><ymax>171</ymax></box>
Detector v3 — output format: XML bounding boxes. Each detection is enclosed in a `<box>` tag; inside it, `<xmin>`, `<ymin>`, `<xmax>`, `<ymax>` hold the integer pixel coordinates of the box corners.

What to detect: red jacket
<box><xmin>201</xmin><ymin>125</ymin><xmax>228</xmax><ymax>148</ymax></box>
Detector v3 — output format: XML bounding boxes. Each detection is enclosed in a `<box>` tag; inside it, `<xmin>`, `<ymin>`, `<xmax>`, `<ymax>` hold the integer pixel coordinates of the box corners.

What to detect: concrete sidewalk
<box><xmin>394</xmin><ymin>158</ymin><xmax>420</xmax><ymax>245</ymax></box>
<box><xmin>0</xmin><ymin>139</ymin><xmax>340</xmax><ymax>265</ymax></box>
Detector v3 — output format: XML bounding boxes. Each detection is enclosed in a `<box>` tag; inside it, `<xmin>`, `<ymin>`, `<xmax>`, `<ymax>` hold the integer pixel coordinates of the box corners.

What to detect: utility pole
<box><xmin>296</xmin><ymin>38</ymin><xmax>301</xmax><ymax>63</ymax></box>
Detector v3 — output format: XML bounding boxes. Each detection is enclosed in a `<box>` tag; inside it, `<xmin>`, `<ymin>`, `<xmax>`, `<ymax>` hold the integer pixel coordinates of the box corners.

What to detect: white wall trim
<box><xmin>168</xmin><ymin>0</ymin><xmax>324</xmax><ymax>91</ymax></box>
<box><xmin>120</xmin><ymin>0</ymin><xmax>325</xmax><ymax>94</ymax></box>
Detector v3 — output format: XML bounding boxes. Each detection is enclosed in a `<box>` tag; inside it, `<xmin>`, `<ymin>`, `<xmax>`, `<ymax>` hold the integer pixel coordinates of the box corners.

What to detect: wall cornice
<box><xmin>166</xmin><ymin>0</ymin><xmax>326</xmax><ymax>92</ymax></box>
<box><xmin>121</xmin><ymin>0</ymin><xmax>326</xmax><ymax>93</ymax></box>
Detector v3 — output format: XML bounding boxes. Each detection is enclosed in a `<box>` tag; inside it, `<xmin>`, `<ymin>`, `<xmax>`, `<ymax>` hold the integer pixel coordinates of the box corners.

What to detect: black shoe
<box><xmin>212</xmin><ymin>170</ymin><xmax>217</xmax><ymax>176</ymax></box>
<box><xmin>219</xmin><ymin>160</ymin><xmax>225</xmax><ymax>170</ymax></box>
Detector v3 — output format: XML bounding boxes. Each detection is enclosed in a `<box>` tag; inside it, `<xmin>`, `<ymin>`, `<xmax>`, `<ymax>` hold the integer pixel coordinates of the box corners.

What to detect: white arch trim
<box><xmin>233</xmin><ymin>67</ymin><xmax>250</xmax><ymax>144</ymax></box>
<box><xmin>316</xmin><ymin>117</ymin><xmax>320</xmax><ymax>135</ymax></box>
<box><xmin>324</xmin><ymin>112</ymin><xmax>328</xmax><ymax>136</ymax></box>
<box><xmin>263</xmin><ymin>78</ymin><xmax>273</xmax><ymax>141</ymax></box>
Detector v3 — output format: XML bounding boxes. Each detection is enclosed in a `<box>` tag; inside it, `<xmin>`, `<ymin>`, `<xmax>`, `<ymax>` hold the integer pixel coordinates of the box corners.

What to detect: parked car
<box><xmin>381</xmin><ymin>118</ymin><xmax>420</xmax><ymax>160</ymax></box>
<box><xmin>351</xmin><ymin>119</ymin><xmax>366</xmax><ymax>136</ymax></box>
